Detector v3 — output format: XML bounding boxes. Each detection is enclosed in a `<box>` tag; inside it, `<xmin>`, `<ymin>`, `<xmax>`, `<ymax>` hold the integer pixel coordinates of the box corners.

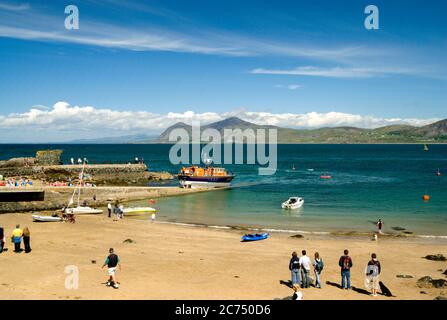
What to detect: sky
<box><xmin>0</xmin><ymin>0</ymin><xmax>446</xmax><ymax>142</ymax></box>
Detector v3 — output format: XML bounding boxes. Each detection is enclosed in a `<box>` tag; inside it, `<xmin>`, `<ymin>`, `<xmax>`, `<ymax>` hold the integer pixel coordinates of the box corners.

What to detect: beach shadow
<box><xmin>325</xmin><ymin>281</ymin><xmax>342</xmax><ymax>289</ymax></box>
<box><xmin>279</xmin><ymin>280</ymin><xmax>293</xmax><ymax>289</ymax></box>
<box><xmin>351</xmin><ymin>286</ymin><xmax>371</xmax><ymax>296</ymax></box>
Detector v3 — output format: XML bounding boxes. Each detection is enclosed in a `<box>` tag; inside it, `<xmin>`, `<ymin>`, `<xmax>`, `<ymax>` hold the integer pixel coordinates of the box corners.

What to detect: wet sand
<box><xmin>0</xmin><ymin>212</ymin><xmax>446</xmax><ymax>300</ymax></box>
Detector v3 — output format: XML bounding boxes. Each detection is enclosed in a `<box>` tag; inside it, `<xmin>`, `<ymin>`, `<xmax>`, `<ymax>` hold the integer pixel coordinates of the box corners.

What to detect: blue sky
<box><xmin>0</xmin><ymin>0</ymin><xmax>446</xmax><ymax>142</ymax></box>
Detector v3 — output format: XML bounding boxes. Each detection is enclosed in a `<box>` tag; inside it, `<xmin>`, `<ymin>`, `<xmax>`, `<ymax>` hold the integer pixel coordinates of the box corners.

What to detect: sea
<box><xmin>1</xmin><ymin>144</ymin><xmax>446</xmax><ymax>237</ymax></box>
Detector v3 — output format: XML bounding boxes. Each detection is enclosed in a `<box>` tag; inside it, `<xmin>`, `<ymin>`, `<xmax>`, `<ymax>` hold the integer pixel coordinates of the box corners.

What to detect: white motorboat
<box><xmin>65</xmin><ymin>206</ymin><xmax>103</xmax><ymax>215</ymax></box>
<box><xmin>281</xmin><ymin>197</ymin><xmax>304</xmax><ymax>210</ymax></box>
<box><xmin>32</xmin><ymin>214</ymin><xmax>62</xmax><ymax>222</ymax></box>
<box><xmin>123</xmin><ymin>207</ymin><xmax>157</xmax><ymax>216</ymax></box>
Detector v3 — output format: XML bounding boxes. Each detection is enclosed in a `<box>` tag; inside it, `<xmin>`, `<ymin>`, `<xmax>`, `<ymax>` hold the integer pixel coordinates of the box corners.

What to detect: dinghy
<box><xmin>65</xmin><ymin>206</ymin><xmax>103</xmax><ymax>215</ymax></box>
<box><xmin>281</xmin><ymin>197</ymin><xmax>304</xmax><ymax>209</ymax></box>
<box><xmin>241</xmin><ymin>233</ymin><xmax>269</xmax><ymax>242</ymax></box>
<box><xmin>32</xmin><ymin>214</ymin><xmax>62</xmax><ymax>222</ymax></box>
<box><xmin>63</xmin><ymin>161</ymin><xmax>103</xmax><ymax>215</ymax></box>
<box><xmin>123</xmin><ymin>207</ymin><xmax>157</xmax><ymax>216</ymax></box>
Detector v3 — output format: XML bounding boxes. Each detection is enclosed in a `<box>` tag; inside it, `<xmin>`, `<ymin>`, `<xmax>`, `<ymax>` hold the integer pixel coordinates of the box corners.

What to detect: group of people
<box><xmin>70</xmin><ymin>157</ymin><xmax>89</xmax><ymax>165</ymax></box>
<box><xmin>0</xmin><ymin>224</ymin><xmax>31</xmax><ymax>254</ymax></box>
<box><xmin>1</xmin><ymin>177</ymin><xmax>33</xmax><ymax>188</ymax></box>
<box><xmin>107</xmin><ymin>202</ymin><xmax>124</xmax><ymax>220</ymax></box>
<box><xmin>289</xmin><ymin>250</ymin><xmax>324</xmax><ymax>292</ymax></box>
<box><xmin>289</xmin><ymin>249</ymin><xmax>382</xmax><ymax>299</ymax></box>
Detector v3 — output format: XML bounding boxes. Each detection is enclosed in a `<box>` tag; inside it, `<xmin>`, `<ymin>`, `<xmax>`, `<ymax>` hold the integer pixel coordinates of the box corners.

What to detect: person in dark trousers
<box><xmin>107</xmin><ymin>202</ymin><xmax>112</xmax><ymax>218</ymax></box>
<box><xmin>0</xmin><ymin>227</ymin><xmax>5</xmax><ymax>253</ymax></box>
<box><xmin>102</xmin><ymin>248</ymin><xmax>121</xmax><ymax>289</ymax></box>
<box><xmin>289</xmin><ymin>251</ymin><xmax>301</xmax><ymax>287</ymax></box>
<box><xmin>376</xmin><ymin>219</ymin><xmax>384</xmax><ymax>234</ymax></box>
<box><xmin>11</xmin><ymin>224</ymin><xmax>23</xmax><ymax>252</ymax></box>
<box><xmin>339</xmin><ymin>249</ymin><xmax>353</xmax><ymax>289</ymax></box>
<box><xmin>22</xmin><ymin>227</ymin><xmax>31</xmax><ymax>253</ymax></box>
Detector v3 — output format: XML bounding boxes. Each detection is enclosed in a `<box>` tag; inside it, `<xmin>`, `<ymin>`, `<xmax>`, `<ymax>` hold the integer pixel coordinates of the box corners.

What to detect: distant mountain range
<box><xmin>67</xmin><ymin>134</ymin><xmax>158</xmax><ymax>144</ymax></box>
<box><xmin>156</xmin><ymin>117</ymin><xmax>447</xmax><ymax>143</ymax></box>
<box><xmin>65</xmin><ymin>117</ymin><xmax>447</xmax><ymax>144</ymax></box>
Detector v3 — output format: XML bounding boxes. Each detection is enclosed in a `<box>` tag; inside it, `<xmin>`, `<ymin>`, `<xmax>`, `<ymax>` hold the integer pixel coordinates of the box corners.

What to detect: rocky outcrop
<box><xmin>35</xmin><ymin>150</ymin><xmax>63</xmax><ymax>165</ymax></box>
<box><xmin>417</xmin><ymin>276</ymin><xmax>447</xmax><ymax>288</ymax></box>
<box><xmin>424</xmin><ymin>254</ymin><xmax>447</xmax><ymax>261</ymax></box>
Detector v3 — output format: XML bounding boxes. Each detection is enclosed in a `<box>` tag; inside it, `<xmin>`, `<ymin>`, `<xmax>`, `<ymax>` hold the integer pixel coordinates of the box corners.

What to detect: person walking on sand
<box><xmin>119</xmin><ymin>204</ymin><xmax>124</xmax><ymax>219</ymax></box>
<box><xmin>11</xmin><ymin>224</ymin><xmax>23</xmax><ymax>252</ymax></box>
<box><xmin>102</xmin><ymin>248</ymin><xmax>121</xmax><ymax>289</ymax></box>
<box><xmin>365</xmin><ymin>253</ymin><xmax>381</xmax><ymax>297</ymax></box>
<box><xmin>113</xmin><ymin>203</ymin><xmax>120</xmax><ymax>221</ymax></box>
<box><xmin>376</xmin><ymin>219</ymin><xmax>384</xmax><ymax>234</ymax></box>
<box><xmin>0</xmin><ymin>227</ymin><xmax>5</xmax><ymax>253</ymax></box>
<box><xmin>22</xmin><ymin>227</ymin><xmax>31</xmax><ymax>253</ymax></box>
<box><xmin>107</xmin><ymin>202</ymin><xmax>112</xmax><ymax>218</ymax></box>
<box><xmin>313</xmin><ymin>252</ymin><xmax>324</xmax><ymax>288</ymax></box>
<box><xmin>299</xmin><ymin>250</ymin><xmax>311</xmax><ymax>288</ymax></box>
<box><xmin>339</xmin><ymin>249</ymin><xmax>353</xmax><ymax>290</ymax></box>
<box><xmin>289</xmin><ymin>251</ymin><xmax>301</xmax><ymax>287</ymax></box>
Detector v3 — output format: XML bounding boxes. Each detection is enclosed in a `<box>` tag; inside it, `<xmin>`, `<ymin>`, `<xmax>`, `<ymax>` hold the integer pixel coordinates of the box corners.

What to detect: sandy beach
<box><xmin>0</xmin><ymin>212</ymin><xmax>446</xmax><ymax>300</ymax></box>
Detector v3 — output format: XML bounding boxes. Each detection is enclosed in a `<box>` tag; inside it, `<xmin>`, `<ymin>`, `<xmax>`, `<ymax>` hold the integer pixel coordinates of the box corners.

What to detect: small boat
<box><xmin>424</xmin><ymin>144</ymin><xmax>429</xmax><ymax>151</ymax></box>
<box><xmin>123</xmin><ymin>207</ymin><xmax>157</xmax><ymax>216</ymax></box>
<box><xmin>292</xmin><ymin>164</ymin><xmax>296</xmax><ymax>170</ymax></box>
<box><xmin>241</xmin><ymin>233</ymin><xmax>269</xmax><ymax>242</ymax></box>
<box><xmin>435</xmin><ymin>169</ymin><xmax>441</xmax><ymax>176</ymax></box>
<box><xmin>32</xmin><ymin>214</ymin><xmax>62</xmax><ymax>222</ymax></box>
<box><xmin>307</xmin><ymin>168</ymin><xmax>314</xmax><ymax>172</ymax></box>
<box><xmin>65</xmin><ymin>206</ymin><xmax>103</xmax><ymax>215</ymax></box>
<box><xmin>281</xmin><ymin>197</ymin><xmax>304</xmax><ymax>209</ymax></box>
<box><xmin>320</xmin><ymin>174</ymin><xmax>332</xmax><ymax>179</ymax></box>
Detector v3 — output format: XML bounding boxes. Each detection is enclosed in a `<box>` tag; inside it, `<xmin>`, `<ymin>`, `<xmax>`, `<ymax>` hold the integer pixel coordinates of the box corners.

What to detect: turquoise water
<box><xmin>1</xmin><ymin>144</ymin><xmax>446</xmax><ymax>236</ymax></box>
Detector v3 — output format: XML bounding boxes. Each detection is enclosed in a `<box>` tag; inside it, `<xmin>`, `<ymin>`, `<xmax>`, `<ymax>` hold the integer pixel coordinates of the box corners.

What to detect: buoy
<box><xmin>422</xmin><ymin>194</ymin><xmax>430</xmax><ymax>201</ymax></box>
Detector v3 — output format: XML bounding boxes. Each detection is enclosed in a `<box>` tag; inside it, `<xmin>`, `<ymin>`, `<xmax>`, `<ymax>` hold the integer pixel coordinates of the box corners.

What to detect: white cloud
<box><xmin>0</xmin><ymin>2</ymin><xmax>30</xmax><ymax>11</ymax></box>
<box><xmin>275</xmin><ymin>84</ymin><xmax>302</xmax><ymax>90</ymax></box>
<box><xmin>252</xmin><ymin>66</ymin><xmax>423</xmax><ymax>78</ymax></box>
<box><xmin>0</xmin><ymin>102</ymin><xmax>439</xmax><ymax>142</ymax></box>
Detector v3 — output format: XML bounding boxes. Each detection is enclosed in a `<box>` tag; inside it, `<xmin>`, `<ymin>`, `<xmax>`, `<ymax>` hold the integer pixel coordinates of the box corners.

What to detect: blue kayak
<box><xmin>241</xmin><ymin>233</ymin><xmax>269</xmax><ymax>242</ymax></box>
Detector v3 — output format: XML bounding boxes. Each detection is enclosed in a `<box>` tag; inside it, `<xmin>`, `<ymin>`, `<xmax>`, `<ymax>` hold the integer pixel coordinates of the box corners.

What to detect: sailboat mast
<box><xmin>77</xmin><ymin>161</ymin><xmax>85</xmax><ymax>207</ymax></box>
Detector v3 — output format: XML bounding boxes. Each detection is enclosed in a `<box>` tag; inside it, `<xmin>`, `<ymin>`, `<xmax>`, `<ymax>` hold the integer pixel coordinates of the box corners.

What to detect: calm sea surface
<box><xmin>1</xmin><ymin>144</ymin><xmax>446</xmax><ymax>236</ymax></box>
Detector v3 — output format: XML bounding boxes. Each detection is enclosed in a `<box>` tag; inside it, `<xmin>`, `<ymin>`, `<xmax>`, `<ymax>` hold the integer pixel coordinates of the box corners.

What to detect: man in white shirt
<box><xmin>299</xmin><ymin>250</ymin><xmax>311</xmax><ymax>288</ymax></box>
<box><xmin>107</xmin><ymin>202</ymin><xmax>112</xmax><ymax>218</ymax></box>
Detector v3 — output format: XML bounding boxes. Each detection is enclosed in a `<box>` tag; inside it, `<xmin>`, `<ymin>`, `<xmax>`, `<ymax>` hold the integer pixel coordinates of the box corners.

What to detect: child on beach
<box><xmin>151</xmin><ymin>212</ymin><xmax>156</xmax><ymax>222</ymax></box>
<box><xmin>313</xmin><ymin>252</ymin><xmax>324</xmax><ymax>288</ymax></box>
<box><xmin>376</xmin><ymin>219</ymin><xmax>384</xmax><ymax>234</ymax></box>
<box><xmin>11</xmin><ymin>224</ymin><xmax>23</xmax><ymax>252</ymax></box>
<box><xmin>289</xmin><ymin>251</ymin><xmax>301</xmax><ymax>287</ymax></box>
<box><xmin>102</xmin><ymin>248</ymin><xmax>121</xmax><ymax>289</ymax></box>
<box><xmin>365</xmin><ymin>253</ymin><xmax>381</xmax><ymax>297</ymax></box>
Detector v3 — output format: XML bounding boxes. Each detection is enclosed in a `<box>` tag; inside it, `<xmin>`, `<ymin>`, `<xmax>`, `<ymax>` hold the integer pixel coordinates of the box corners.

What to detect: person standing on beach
<box><xmin>151</xmin><ymin>212</ymin><xmax>156</xmax><ymax>222</ymax></box>
<box><xmin>102</xmin><ymin>248</ymin><xmax>121</xmax><ymax>289</ymax></box>
<box><xmin>313</xmin><ymin>252</ymin><xmax>324</xmax><ymax>288</ymax></box>
<box><xmin>376</xmin><ymin>219</ymin><xmax>384</xmax><ymax>234</ymax></box>
<box><xmin>119</xmin><ymin>204</ymin><xmax>124</xmax><ymax>219</ymax></box>
<box><xmin>299</xmin><ymin>250</ymin><xmax>311</xmax><ymax>288</ymax></box>
<box><xmin>0</xmin><ymin>227</ymin><xmax>5</xmax><ymax>253</ymax></box>
<box><xmin>11</xmin><ymin>225</ymin><xmax>23</xmax><ymax>252</ymax></box>
<box><xmin>365</xmin><ymin>253</ymin><xmax>381</xmax><ymax>297</ymax></box>
<box><xmin>289</xmin><ymin>251</ymin><xmax>301</xmax><ymax>287</ymax></box>
<box><xmin>107</xmin><ymin>202</ymin><xmax>112</xmax><ymax>218</ymax></box>
<box><xmin>22</xmin><ymin>227</ymin><xmax>31</xmax><ymax>253</ymax></box>
<box><xmin>339</xmin><ymin>249</ymin><xmax>353</xmax><ymax>290</ymax></box>
<box><xmin>113</xmin><ymin>203</ymin><xmax>120</xmax><ymax>221</ymax></box>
